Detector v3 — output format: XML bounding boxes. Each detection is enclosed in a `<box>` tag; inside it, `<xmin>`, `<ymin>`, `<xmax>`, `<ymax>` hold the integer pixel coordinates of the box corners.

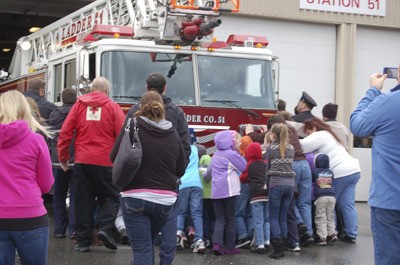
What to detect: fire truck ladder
<box><xmin>11</xmin><ymin>0</ymin><xmax>240</xmax><ymax>76</ymax></box>
<box><xmin>114</xmin><ymin>0</ymin><xmax>240</xmax><ymax>42</ymax></box>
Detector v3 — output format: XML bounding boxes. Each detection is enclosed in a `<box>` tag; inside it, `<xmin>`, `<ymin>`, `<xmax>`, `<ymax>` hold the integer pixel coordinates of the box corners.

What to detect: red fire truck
<box><xmin>0</xmin><ymin>0</ymin><xmax>279</xmax><ymax>153</ymax></box>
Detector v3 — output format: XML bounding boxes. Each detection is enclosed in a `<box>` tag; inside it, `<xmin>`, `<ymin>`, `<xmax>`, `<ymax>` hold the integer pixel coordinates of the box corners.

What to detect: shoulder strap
<box><xmin>125</xmin><ymin>118</ymin><xmax>132</xmax><ymax>132</ymax></box>
<box><xmin>133</xmin><ymin>117</ymin><xmax>138</xmax><ymax>131</ymax></box>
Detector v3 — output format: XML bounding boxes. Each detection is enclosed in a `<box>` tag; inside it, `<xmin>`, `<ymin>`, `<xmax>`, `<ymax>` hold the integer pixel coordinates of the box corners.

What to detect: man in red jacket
<box><xmin>58</xmin><ymin>76</ymin><xmax>125</xmax><ymax>252</ymax></box>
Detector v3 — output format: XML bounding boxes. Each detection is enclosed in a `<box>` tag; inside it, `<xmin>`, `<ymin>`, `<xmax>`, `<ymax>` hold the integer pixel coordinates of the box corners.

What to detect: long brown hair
<box><xmin>303</xmin><ymin>118</ymin><xmax>343</xmax><ymax>145</ymax></box>
<box><xmin>270</xmin><ymin>123</ymin><xmax>289</xmax><ymax>158</ymax></box>
<box><xmin>134</xmin><ymin>91</ymin><xmax>165</xmax><ymax>122</ymax></box>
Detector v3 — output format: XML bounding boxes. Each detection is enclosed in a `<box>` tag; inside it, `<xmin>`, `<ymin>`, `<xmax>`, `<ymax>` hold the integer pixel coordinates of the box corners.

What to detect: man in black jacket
<box><xmin>126</xmin><ymin>73</ymin><xmax>191</xmax><ymax>161</ymax></box>
<box><xmin>24</xmin><ymin>79</ymin><xmax>57</xmax><ymax>121</ymax></box>
<box><xmin>292</xmin><ymin>91</ymin><xmax>317</xmax><ymax>123</ymax></box>
<box><xmin>48</xmin><ymin>88</ymin><xmax>77</xmax><ymax>239</ymax></box>
<box><xmin>124</xmin><ymin>72</ymin><xmax>190</xmax><ymax>265</ymax></box>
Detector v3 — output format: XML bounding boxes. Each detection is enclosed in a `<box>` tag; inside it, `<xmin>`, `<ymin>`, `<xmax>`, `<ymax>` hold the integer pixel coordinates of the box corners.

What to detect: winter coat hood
<box><xmin>315</xmin><ymin>153</ymin><xmax>330</xmax><ymax>169</ymax></box>
<box><xmin>137</xmin><ymin>116</ymin><xmax>174</xmax><ymax>138</ymax></box>
<box><xmin>0</xmin><ymin>120</ymin><xmax>31</xmax><ymax>149</ymax></box>
<box><xmin>239</xmin><ymin>136</ymin><xmax>253</xmax><ymax>156</ymax></box>
<box><xmin>199</xmin><ymin>154</ymin><xmax>212</xmax><ymax>166</ymax></box>
<box><xmin>214</xmin><ymin>130</ymin><xmax>237</xmax><ymax>150</ymax></box>
<box><xmin>78</xmin><ymin>91</ymin><xmax>110</xmax><ymax>107</ymax></box>
<box><xmin>245</xmin><ymin>142</ymin><xmax>263</xmax><ymax>162</ymax></box>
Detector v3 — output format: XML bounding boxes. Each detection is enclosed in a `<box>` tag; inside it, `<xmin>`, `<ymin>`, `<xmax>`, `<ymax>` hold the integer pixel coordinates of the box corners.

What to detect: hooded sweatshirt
<box><xmin>179</xmin><ymin>145</ymin><xmax>202</xmax><ymax>190</ymax></box>
<box><xmin>0</xmin><ymin>120</ymin><xmax>54</xmax><ymax>230</ymax></box>
<box><xmin>58</xmin><ymin>92</ymin><xmax>125</xmax><ymax>166</ymax></box>
<box><xmin>199</xmin><ymin>154</ymin><xmax>212</xmax><ymax>199</ymax></box>
<box><xmin>312</xmin><ymin>153</ymin><xmax>335</xmax><ymax>199</ymax></box>
<box><xmin>245</xmin><ymin>143</ymin><xmax>268</xmax><ymax>202</ymax></box>
<box><xmin>210</xmin><ymin>130</ymin><xmax>246</xmax><ymax>199</ymax></box>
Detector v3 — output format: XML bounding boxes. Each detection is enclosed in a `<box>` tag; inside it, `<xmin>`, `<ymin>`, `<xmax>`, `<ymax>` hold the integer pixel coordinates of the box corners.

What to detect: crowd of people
<box><xmin>0</xmin><ymin>68</ymin><xmax>399</xmax><ymax>265</ymax></box>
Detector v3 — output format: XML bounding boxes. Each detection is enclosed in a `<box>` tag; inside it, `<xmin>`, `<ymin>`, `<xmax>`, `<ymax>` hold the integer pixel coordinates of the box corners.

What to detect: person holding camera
<box><xmin>350</xmin><ymin>67</ymin><xmax>400</xmax><ymax>265</ymax></box>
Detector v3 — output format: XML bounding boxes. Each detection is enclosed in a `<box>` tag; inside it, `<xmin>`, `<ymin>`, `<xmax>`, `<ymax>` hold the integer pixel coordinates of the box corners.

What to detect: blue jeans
<box><xmin>333</xmin><ymin>172</ymin><xmax>360</xmax><ymax>238</ymax></box>
<box><xmin>52</xmin><ymin>168</ymin><xmax>75</xmax><ymax>236</ymax></box>
<box><xmin>177</xmin><ymin>187</ymin><xmax>203</xmax><ymax>241</ymax></box>
<box><xmin>292</xmin><ymin>160</ymin><xmax>313</xmax><ymax>235</ymax></box>
<box><xmin>159</xmin><ymin>201</ymin><xmax>178</xmax><ymax>265</ymax></box>
<box><xmin>269</xmin><ymin>185</ymin><xmax>294</xmax><ymax>238</ymax></box>
<box><xmin>251</xmin><ymin>201</ymin><xmax>270</xmax><ymax>246</ymax></box>
<box><xmin>235</xmin><ymin>183</ymin><xmax>253</xmax><ymax>239</ymax></box>
<box><xmin>122</xmin><ymin>197</ymin><xmax>173</xmax><ymax>265</ymax></box>
<box><xmin>0</xmin><ymin>226</ymin><xmax>49</xmax><ymax>265</ymax></box>
<box><xmin>371</xmin><ymin>207</ymin><xmax>400</xmax><ymax>265</ymax></box>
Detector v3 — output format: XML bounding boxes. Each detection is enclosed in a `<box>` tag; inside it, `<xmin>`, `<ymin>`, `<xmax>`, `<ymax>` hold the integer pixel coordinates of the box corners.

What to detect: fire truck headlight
<box><xmin>19</xmin><ymin>38</ymin><xmax>31</xmax><ymax>51</ymax></box>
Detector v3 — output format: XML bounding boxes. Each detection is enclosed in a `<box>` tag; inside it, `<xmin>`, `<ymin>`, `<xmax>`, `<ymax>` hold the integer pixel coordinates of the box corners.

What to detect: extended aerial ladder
<box><xmin>8</xmin><ymin>0</ymin><xmax>240</xmax><ymax>78</ymax></box>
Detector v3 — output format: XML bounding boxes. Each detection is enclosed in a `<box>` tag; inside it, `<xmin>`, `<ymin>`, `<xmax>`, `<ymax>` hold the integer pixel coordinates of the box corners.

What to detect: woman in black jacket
<box><xmin>114</xmin><ymin>91</ymin><xmax>186</xmax><ymax>265</ymax></box>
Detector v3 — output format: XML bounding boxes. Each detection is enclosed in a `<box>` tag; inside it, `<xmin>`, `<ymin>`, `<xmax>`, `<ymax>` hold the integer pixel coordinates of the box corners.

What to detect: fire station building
<box><xmin>215</xmin><ymin>0</ymin><xmax>400</xmax><ymax>201</ymax></box>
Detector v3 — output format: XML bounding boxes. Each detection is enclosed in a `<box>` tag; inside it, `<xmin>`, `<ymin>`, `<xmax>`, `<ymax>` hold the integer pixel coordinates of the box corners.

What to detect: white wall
<box><xmin>214</xmin><ymin>17</ymin><xmax>400</xmax><ymax>201</ymax></box>
<box><xmin>214</xmin><ymin>16</ymin><xmax>336</xmax><ymax>118</ymax></box>
<box><xmin>353</xmin><ymin>27</ymin><xmax>400</xmax><ymax>201</ymax></box>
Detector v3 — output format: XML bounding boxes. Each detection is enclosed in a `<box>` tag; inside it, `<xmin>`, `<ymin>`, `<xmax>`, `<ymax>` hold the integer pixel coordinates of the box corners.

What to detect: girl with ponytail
<box><xmin>265</xmin><ymin>123</ymin><xmax>296</xmax><ymax>259</ymax></box>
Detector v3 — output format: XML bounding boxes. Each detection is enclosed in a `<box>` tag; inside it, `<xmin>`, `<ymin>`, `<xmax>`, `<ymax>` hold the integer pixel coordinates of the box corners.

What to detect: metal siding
<box><xmin>241</xmin><ymin>0</ymin><xmax>400</xmax><ymax>28</ymax></box>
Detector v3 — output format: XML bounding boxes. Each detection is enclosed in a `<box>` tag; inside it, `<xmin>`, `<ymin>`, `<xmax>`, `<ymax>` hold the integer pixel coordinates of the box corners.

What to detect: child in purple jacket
<box><xmin>206</xmin><ymin>130</ymin><xmax>246</xmax><ymax>255</ymax></box>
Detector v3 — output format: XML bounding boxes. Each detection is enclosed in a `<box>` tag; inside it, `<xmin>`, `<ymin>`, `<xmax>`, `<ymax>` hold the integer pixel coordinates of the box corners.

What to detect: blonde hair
<box><xmin>0</xmin><ymin>90</ymin><xmax>52</xmax><ymax>137</ymax></box>
<box><xmin>270</xmin><ymin>123</ymin><xmax>289</xmax><ymax>158</ymax></box>
<box><xmin>264</xmin><ymin>131</ymin><xmax>272</xmax><ymax>145</ymax></box>
<box><xmin>134</xmin><ymin>91</ymin><xmax>165</xmax><ymax>122</ymax></box>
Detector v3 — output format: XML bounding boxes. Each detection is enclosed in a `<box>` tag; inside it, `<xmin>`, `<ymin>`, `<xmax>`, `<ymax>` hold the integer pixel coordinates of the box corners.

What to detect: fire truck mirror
<box><xmin>77</xmin><ymin>48</ymin><xmax>89</xmax><ymax>80</ymax></box>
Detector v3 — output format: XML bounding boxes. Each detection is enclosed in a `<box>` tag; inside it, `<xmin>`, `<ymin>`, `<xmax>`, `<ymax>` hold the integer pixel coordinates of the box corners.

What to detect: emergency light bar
<box><xmin>201</xmin><ymin>41</ymin><xmax>228</xmax><ymax>50</ymax></box>
<box><xmin>226</xmin><ymin>35</ymin><xmax>269</xmax><ymax>47</ymax></box>
<box><xmin>90</xmin><ymin>25</ymin><xmax>134</xmax><ymax>39</ymax></box>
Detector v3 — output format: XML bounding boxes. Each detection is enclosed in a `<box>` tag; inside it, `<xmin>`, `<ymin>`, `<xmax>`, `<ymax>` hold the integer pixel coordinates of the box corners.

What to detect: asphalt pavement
<box><xmin>41</xmin><ymin>202</ymin><xmax>374</xmax><ymax>265</ymax></box>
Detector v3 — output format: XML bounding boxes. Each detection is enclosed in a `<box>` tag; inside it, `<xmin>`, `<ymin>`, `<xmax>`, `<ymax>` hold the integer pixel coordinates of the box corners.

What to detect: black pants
<box><xmin>73</xmin><ymin>163</ymin><xmax>120</xmax><ymax>246</ymax></box>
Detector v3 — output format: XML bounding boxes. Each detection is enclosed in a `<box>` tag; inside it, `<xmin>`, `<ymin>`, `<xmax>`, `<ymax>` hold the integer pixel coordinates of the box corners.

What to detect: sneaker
<box><xmin>213</xmin><ymin>243</ymin><xmax>224</xmax><ymax>255</ymax></box>
<box><xmin>251</xmin><ymin>246</ymin><xmax>266</xmax><ymax>254</ymax></box>
<box><xmin>205</xmin><ymin>239</ymin><xmax>212</xmax><ymax>249</ymax></box>
<box><xmin>154</xmin><ymin>232</ymin><xmax>162</xmax><ymax>246</ymax></box>
<box><xmin>69</xmin><ymin>233</ymin><xmax>77</xmax><ymax>240</ymax></box>
<box><xmin>340</xmin><ymin>235</ymin><xmax>356</xmax><ymax>243</ymax></box>
<box><xmin>192</xmin><ymin>239</ymin><xmax>206</xmax><ymax>253</ymax></box>
<box><xmin>187</xmin><ymin>227</ymin><xmax>195</xmax><ymax>245</ymax></box>
<box><xmin>327</xmin><ymin>234</ymin><xmax>338</xmax><ymax>244</ymax></box>
<box><xmin>250</xmin><ymin>234</ymin><xmax>256</xmax><ymax>248</ymax></box>
<box><xmin>97</xmin><ymin>230</ymin><xmax>118</xmax><ymax>250</ymax></box>
<box><xmin>176</xmin><ymin>230</ymin><xmax>187</xmax><ymax>250</ymax></box>
<box><xmin>119</xmin><ymin>229</ymin><xmax>129</xmax><ymax>245</ymax></box>
<box><xmin>297</xmin><ymin>222</ymin><xmax>308</xmax><ymax>236</ymax></box>
<box><xmin>74</xmin><ymin>244</ymin><xmax>90</xmax><ymax>252</ymax></box>
<box><xmin>225</xmin><ymin>248</ymin><xmax>241</xmax><ymax>255</ymax></box>
<box><xmin>315</xmin><ymin>238</ymin><xmax>327</xmax><ymax>246</ymax></box>
<box><xmin>54</xmin><ymin>233</ymin><xmax>66</xmax><ymax>238</ymax></box>
<box><xmin>288</xmin><ymin>243</ymin><xmax>301</xmax><ymax>252</ymax></box>
<box><xmin>235</xmin><ymin>237</ymin><xmax>251</xmax><ymax>249</ymax></box>
<box><xmin>306</xmin><ymin>236</ymin><xmax>315</xmax><ymax>245</ymax></box>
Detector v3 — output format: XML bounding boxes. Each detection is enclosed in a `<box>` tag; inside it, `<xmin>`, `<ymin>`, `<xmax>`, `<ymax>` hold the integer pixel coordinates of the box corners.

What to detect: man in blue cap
<box><xmin>292</xmin><ymin>91</ymin><xmax>317</xmax><ymax>123</ymax></box>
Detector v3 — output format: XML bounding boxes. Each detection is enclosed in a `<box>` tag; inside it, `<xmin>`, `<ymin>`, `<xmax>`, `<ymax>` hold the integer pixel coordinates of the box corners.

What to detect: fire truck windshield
<box><xmin>101</xmin><ymin>51</ymin><xmax>275</xmax><ymax>110</ymax></box>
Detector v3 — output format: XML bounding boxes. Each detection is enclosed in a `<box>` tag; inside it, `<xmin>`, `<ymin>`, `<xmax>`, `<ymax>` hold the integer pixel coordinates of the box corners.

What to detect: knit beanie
<box><xmin>322</xmin><ymin>103</ymin><xmax>338</xmax><ymax>119</ymax></box>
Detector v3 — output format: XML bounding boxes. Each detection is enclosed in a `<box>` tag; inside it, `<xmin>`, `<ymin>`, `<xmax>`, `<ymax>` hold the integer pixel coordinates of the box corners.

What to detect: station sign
<box><xmin>300</xmin><ymin>0</ymin><xmax>386</xmax><ymax>16</ymax></box>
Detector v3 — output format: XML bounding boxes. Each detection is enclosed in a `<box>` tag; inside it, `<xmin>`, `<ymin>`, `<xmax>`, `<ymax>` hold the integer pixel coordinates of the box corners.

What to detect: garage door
<box><xmin>215</xmin><ymin>16</ymin><xmax>336</xmax><ymax>117</ymax></box>
<box><xmin>353</xmin><ymin>27</ymin><xmax>400</xmax><ymax>201</ymax></box>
